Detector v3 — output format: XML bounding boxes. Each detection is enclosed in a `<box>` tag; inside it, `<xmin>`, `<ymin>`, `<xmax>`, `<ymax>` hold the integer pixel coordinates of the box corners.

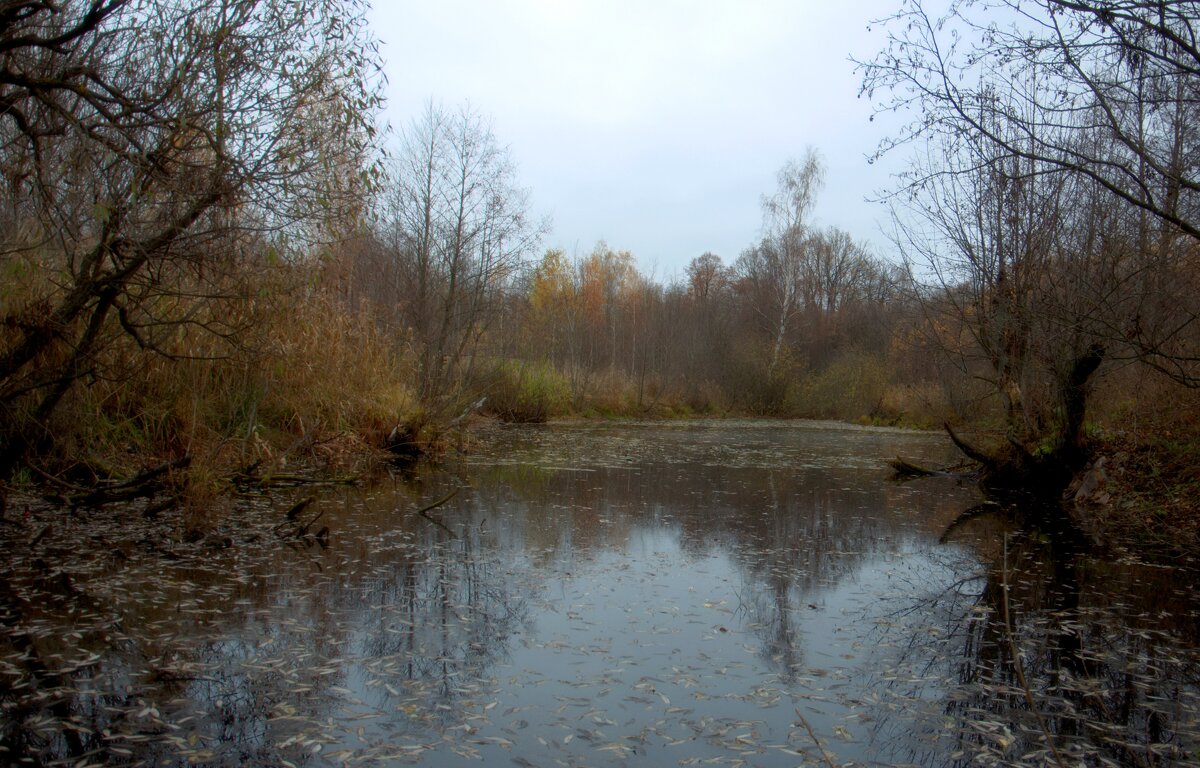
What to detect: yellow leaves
<box><xmin>529</xmin><ymin>249</ymin><xmax>574</xmax><ymax>315</ymax></box>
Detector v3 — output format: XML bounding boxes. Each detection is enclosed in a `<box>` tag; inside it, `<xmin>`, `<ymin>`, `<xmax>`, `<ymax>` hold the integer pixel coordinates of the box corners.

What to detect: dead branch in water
<box><xmin>944</xmin><ymin>422</ymin><xmax>996</xmax><ymax>468</ymax></box>
<box><xmin>416</xmin><ymin>488</ymin><xmax>459</xmax><ymax>535</ymax></box>
<box><xmin>888</xmin><ymin>455</ymin><xmax>978</xmax><ymax>481</ymax></box>
<box><xmin>63</xmin><ymin>456</ymin><xmax>192</xmax><ymax>508</ymax></box>
<box><xmin>793</xmin><ymin>707</ymin><xmax>838</xmax><ymax>768</ymax></box>
<box><xmin>285</xmin><ymin>496</ymin><xmax>315</xmax><ymax>522</ymax></box>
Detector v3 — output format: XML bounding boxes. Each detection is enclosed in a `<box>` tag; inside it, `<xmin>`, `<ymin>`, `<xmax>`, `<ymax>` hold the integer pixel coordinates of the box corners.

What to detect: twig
<box><xmin>30</xmin><ymin>524</ymin><xmax>51</xmax><ymax>547</ymax></box>
<box><xmin>793</xmin><ymin>707</ymin><xmax>838</xmax><ymax>768</ymax></box>
<box><xmin>1001</xmin><ymin>534</ymin><xmax>1068</xmax><ymax>768</ymax></box>
<box><xmin>416</xmin><ymin>488</ymin><xmax>459</xmax><ymax>534</ymax></box>
<box><xmin>285</xmin><ymin>496</ymin><xmax>315</xmax><ymax>522</ymax></box>
<box><xmin>25</xmin><ymin>462</ymin><xmax>90</xmax><ymax>492</ymax></box>
<box><xmin>299</xmin><ymin>508</ymin><xmax>324</xmax><ymax>536</ymax></box>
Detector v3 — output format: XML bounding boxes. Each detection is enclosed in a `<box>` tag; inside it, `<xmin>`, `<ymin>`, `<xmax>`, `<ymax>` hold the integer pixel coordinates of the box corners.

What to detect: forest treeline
<box><xmin>344</xmin><ymin>126</ymin><xmax>932</xmax><ymax>427</ymax></box>
<box><xmin>1</xmin><ymin>1</ymin><xmax>1198</xmax><ymax>514</ymax></box>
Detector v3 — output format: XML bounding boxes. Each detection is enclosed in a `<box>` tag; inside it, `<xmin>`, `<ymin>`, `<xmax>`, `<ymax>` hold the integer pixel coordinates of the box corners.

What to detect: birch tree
<box><xmin>737</xmin><ymin>151</ymin><xmax>825</xmax><ymax>377</ymax></box>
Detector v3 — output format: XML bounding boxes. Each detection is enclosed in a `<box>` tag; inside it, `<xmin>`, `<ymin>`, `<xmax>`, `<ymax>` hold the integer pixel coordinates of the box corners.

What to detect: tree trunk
<box><xmin>1055</xmin><ymin>343</ymin><xmax>1105</xmax><ymax>471</ymax></box>
<box><xmin>944</xmin><ymin>343</ymin><xmax>1105</xmax><ymax>497</ymax></box>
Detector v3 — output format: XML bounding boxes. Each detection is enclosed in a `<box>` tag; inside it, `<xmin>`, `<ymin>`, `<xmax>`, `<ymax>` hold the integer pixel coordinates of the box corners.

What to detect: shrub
<box><xmin>792</xmin><ymin>351</ymin><xmax>888</xmax><ymax>420</ymax></box>
<box><xmin>723</xmin><ymin>343</ymin><xmax>795</xmax><ymax>415</ymax></box>
<box><xmin>483</xmin><ymin>360</ymin><xmax>571</xmax><ymax>423</ymax></box>
<box><xmin>36</xmin><ymin>263</ymin><xmax>419</xmax><ymax>484</ymax></box>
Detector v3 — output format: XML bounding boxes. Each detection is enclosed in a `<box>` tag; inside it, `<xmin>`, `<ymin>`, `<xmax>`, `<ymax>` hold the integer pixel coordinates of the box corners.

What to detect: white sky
<box><xmin>368</xmin><ymin>0</ymin><xmax>906</xmax><ymax>279</ymax></box>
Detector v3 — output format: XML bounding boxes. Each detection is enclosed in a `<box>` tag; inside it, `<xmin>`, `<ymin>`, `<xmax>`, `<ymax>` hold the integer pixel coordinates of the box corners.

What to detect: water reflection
<box><xmin>1</xmin><ymin>421</ymin><xmax>1197</xmax><ymax>766</ymax></box>
<box><xmin>929</xmin><ymin>506</ymin><xmax>1200</xmax><ymax>765</ymax></box>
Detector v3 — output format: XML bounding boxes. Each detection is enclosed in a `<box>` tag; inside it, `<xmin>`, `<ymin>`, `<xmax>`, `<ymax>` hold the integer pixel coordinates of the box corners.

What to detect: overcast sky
<box><xmin>368</xmin><ymin>1</ymin><xmax>906</xmax><ymax>279</ymax></box>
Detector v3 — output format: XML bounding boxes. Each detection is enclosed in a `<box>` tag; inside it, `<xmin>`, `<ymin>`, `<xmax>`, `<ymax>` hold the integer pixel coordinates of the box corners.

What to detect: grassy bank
<box><xmin>1072</xmin><ymin>432</ymin><xmax>1200</xmax><ymax>565</ymax></box>
<box><xmin>5</xmin><ymin>303</ymin><xmax>1198</xmax><ymax>570</ymax></box>
<box><xmin>472</xmin><ymin>354</ymin><xmax>954</xmax><ymax>428</ymax></box>
<box><xmin>2</xmin><ymin>264</ymin><xmax>422</xmax><ymax>517</ymax></box>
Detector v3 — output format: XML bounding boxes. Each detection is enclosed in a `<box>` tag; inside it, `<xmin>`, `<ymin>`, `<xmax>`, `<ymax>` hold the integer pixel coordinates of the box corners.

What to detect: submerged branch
<box><xmin>234</xmin><ymin>469</ymin><xmax>362</xmax><ymax>489</ymax></box>
<box><xmin>793</xmin><ymin>707</ymin><xmax>838</xmax><ymax>768</ymax></box>
<box><xmin>943</xmin><ymin>422</ymin><xmax>997</xmax><ymax>468</ymax></box>
<box><xmin>888</xmin><ymin>455</ymin><xmax>978</xmax><ymax>480</ymax></box>
<box><xmin>67</xmin><ymin>456</ymin><xmax>191</xmax><ymax>508</ymax></box>
<box><xmin>415</xmin><ymin>488</ymin><xmax>459</xmax><ymax>534</ymax></box>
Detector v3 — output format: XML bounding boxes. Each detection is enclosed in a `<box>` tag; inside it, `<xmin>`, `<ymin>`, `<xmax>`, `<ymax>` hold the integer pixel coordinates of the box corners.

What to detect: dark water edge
<box><xmin>2</xmin><ymin>420</ymin><xmax>1199</xmax><ymax>766</ymax></box>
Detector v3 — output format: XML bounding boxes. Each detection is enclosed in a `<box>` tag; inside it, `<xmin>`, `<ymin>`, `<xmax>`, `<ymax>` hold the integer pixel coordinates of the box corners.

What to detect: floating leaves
<box><xmin>1</xmin><ymin>423</ymin><xmax>1199</xmax><ymax>766</ymax></box>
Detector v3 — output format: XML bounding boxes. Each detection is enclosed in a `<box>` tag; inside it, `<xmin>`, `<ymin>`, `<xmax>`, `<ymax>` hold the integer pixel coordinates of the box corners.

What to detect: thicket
<box><xmin>6</xmin><ymin>1</ymin><xmax>1200</xmax><ymax>526</ymax></box>
<box><xmin>0</xmin><ymin>0</ymin><xmax>406</xmax><ymax>505</ymax></box>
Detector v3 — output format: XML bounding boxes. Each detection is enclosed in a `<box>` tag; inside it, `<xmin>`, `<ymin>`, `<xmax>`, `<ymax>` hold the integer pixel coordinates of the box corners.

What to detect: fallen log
<box><xmin>69</xmin><ymin>456</ymin><xmax>191</xmax><ymax>508</ymax></box>
<box><xmin>888</xmin><ymin>456</ymin><xmax>978</xmax><ymax>481</ymax></box>
<box><xmin>888</xmin><ymin>457</ymin><xmax>941</xmax><ymax>479</ymax></box>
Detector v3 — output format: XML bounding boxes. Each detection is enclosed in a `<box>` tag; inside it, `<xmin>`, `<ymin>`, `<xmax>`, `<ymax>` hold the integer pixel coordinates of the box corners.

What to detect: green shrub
<box><xmin>484</xmin><ymin>360</ymin><xmax>571</xmax><ymax>423</ymax></box>
<box><xmin>792</xmin><ymin>351</ymin><xmax>888</xmax><ymax>420</ymax></box>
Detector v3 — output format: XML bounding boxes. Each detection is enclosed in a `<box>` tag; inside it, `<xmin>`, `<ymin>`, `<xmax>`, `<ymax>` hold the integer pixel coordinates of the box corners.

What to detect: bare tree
<box><xmin>893</xmin><ymin>123</ymin><xmax>1089</xmax><ymax>433</ymax></box>
<box><xmin>802</xmin><ymin>227</ymin><xmax>876</xmax><ymax>367</ymax></box>
<box><xmin>686</xmin><ymin>252</ymin><xmax>728</xmax><ymax>303</ymax></box>
<box><xmin>681</xmin><ymin>252</ymin><xmax>735</xmax><ymax>393</ymax></box>
<box><xmin>859</xmin><ymin>0</ymin><xmax>1200</xmax><ymax>388</ymax></box>
<box><xmin>0</xmin><ymin>0</ymin><xmax>381</xmax><ymax>473</ymax></box>
<box><xmin>378</xmin><ymin>102</ymin><xmax>544</xmax><ymax>407</ymax></box>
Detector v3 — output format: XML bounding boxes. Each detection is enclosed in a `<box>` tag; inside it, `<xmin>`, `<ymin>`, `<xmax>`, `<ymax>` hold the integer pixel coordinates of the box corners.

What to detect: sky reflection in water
<box><xmin>4</xmin><ymin>421</ymin><xmax>1198</xmax><ymax>766</ymax></box>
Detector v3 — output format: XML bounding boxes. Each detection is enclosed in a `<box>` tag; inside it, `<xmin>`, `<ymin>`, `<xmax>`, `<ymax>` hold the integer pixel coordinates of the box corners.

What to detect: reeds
<box><xmin>18</xmin><ymin>259</ymin><xmax>418</xmax><ymax>508</ymax></box>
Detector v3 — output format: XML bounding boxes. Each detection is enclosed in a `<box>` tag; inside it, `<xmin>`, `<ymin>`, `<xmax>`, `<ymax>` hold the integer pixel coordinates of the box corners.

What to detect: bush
<box><xmin>38</xmin><ymin>265</ymin><xmax>419</xmax><ymax>483</ymax></box>
<box><xmin>723</xmin><ymin>344</ymin><xmax>795</xmax><ymax>415</ymax></box>
<box><xmin>483</xmin><ymin>360</ymin><xmax>571</xmax><ymax>423</ymax></box>
<box><xmin>792</xmin><ymin>351</ymin><xmax>888</xmax><ymax>420</ymax></box>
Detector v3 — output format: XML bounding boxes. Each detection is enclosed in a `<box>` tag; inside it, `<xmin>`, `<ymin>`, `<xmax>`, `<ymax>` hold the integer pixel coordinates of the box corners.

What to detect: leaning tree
<box><xmin>0</xmin><ymin>0</ymin><xmax>382</xmax><ymax>474</ymax></box>
<box><xmin>860</xmin><ymin>0</ymin><xmax>1200</xmax><ymax>486</ymax></box>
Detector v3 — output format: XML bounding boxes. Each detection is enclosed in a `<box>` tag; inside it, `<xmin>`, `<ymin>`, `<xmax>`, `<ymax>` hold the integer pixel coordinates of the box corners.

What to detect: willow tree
<box><xmin>860</xmin><ymin>0</ymin><xmax>1200</xmax><ymax>485</ymax></box>
<box><xmin>0</xmin><ymin>0</ymin><xmax>382</xmax><ymax>474</ymax></box>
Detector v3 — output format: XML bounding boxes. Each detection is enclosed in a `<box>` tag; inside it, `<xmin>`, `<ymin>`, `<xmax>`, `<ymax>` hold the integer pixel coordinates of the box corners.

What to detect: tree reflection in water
<box><xmin>0</xmin><ymin>484</ymin><xmax>534</xmax><ymax>766</ymax></box>
<box><xmin>877</xmin><ymin>504</ymin><xmax>1200</xmax><ymax>766</ymax></box>
<box><xmin>353</xmin><ymin>517</ymin><xmax>533</xmax><ymax>708</ymax></box>
<box><xmin>4</xmin><ymin>422</ymin><xmax>1199</xmax><ymax>766</ymax></box>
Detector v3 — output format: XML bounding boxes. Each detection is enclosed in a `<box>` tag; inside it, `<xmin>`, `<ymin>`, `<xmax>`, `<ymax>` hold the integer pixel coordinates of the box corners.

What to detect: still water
<box><xmin>3</xmin><ymin>421</ymin><xmax>1199</xmax><ymax>766</ymax></box>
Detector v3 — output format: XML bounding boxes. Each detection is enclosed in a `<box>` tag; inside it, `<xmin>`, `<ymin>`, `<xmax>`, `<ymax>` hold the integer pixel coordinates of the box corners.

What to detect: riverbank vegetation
<box><xmin>1</xmin><ymin>1</ymin><xmax>1198</xmax><ymax>553</ymax></box>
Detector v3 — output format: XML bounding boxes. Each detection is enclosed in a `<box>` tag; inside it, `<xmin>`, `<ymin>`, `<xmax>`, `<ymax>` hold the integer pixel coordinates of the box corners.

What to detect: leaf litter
<box><xmin>1</xmin><ymin>421</ymin><xmax>1199</xmax><ymax>765</ymax></box>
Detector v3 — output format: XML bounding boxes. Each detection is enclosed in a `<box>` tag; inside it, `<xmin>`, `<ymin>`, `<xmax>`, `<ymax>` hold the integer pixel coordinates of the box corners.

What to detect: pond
<box><xmin>2</xmin><ymin>420</ymin><xmax>1200</xmax><ymax>766</ymax></box>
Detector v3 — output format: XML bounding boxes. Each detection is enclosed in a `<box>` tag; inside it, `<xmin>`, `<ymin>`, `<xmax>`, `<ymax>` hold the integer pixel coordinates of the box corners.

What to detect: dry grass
<box><xmin>19</xmin><ymin>260</ymin><xmax>418</xmax><ymax>508</ymax></box>
<box><xmin>1079</xmin><ymin>430</ymin><xmax>1200</xmax><ymax>563</ymax></box>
